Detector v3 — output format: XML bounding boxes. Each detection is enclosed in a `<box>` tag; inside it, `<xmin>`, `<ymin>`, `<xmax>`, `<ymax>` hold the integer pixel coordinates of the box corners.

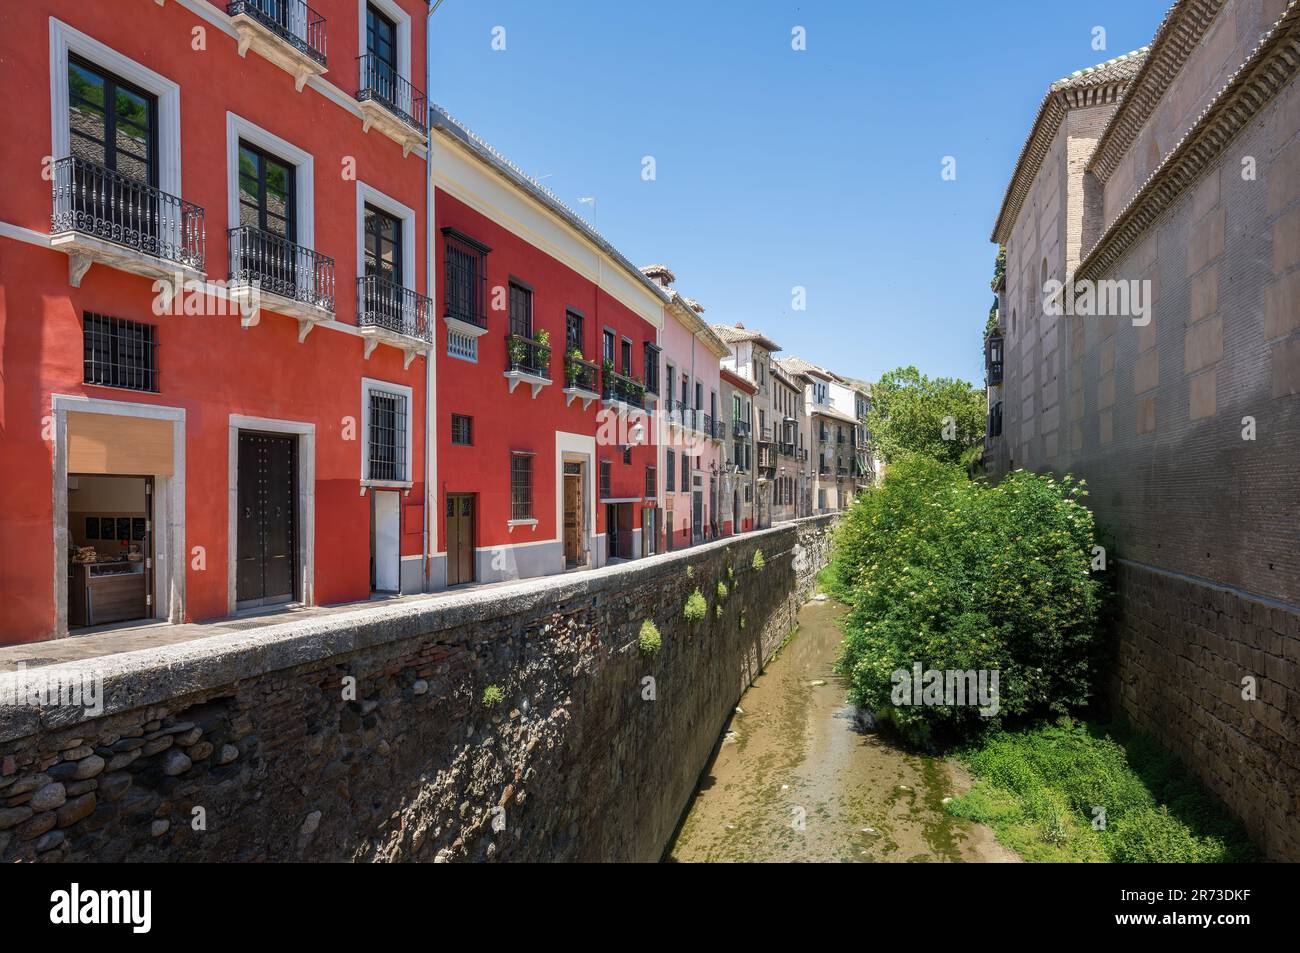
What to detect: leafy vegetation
<box><xmin>638</xmin><ymin>620</ymin><xmax>662</xmax><ymax>657</ymax></box>
<box><xmin>947</xmin><ymin>719</ymin><xmax>1256</xmax><ymax>862</ymax></box>
<box><xmin>716</xmin><ymin>581</ymin><xmax>728</xmax><ymax>600</ymax></box>
<box><xmin>866</xmin><ymin>366</ymin><xmax>986</xmax><ymax>471</ymax></box>
<box><xmin>830</xmin><ymin>454</ymin><xmax>1102</xmax><ymax>744</ymax></box>
<box><xmin>683</xmin><ymin>588</ymin><xmax>707</xmax><ymax>623</ymax></box>
<box><xmin>481</xmin><ymin>685</ymin><xmax>504</xmax><ymax>708</ymax></box>
<box><xmin>751</xmin><ymin>549</ymin><xmax>765</xmax><ymax>571</ymax></box>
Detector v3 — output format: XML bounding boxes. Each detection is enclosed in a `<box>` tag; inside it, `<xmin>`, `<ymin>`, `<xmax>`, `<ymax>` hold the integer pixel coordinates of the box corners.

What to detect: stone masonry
<box><xmin>0</xmin><ymin>516</ymin><xmax>836</xmax><ymax>863</ymax></box>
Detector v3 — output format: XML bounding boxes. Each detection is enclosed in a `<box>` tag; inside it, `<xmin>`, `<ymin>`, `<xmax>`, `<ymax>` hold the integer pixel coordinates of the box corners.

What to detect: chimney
<box><xmin>639</xmin><ymin>264</ymin><xmax>676</xmax><ymax>288</ymax></box>
<box><xmin>684</xmin><ymin>297</ymin><xmax>705</xmax><ymax>314</ymax></box>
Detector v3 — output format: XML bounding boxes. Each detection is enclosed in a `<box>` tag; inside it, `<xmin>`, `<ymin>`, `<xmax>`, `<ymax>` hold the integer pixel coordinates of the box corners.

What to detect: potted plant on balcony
<box><xmin>507</xmin><ymin>335</ymin><xmax>527</xmax><ymax>370</ymax></box>
<box><xmin>601</xmin><ymin>358</ymin><xmax>615</xmax><ymax>397</ymax></box>
<box><xmin>535</xmin><ymin>329</ymin><xmax>551</xmax><ymax>370</ymax></box>
<box><xmin>565</xmin><ymin>348</ymin><xmax>585</xmax><ymax>385</ymax></box>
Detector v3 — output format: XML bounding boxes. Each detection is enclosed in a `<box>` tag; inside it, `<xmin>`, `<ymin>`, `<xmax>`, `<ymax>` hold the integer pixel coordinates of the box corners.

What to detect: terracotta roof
<box><xmin>710</xmin><ymin>323</ymin><xmax>782</xmax><ymax>352</ymax></box>
<box><xmin>990</xmin><ymin>47</ymin><xmax>1148</xmax><ymax>242</ymax></box>
<box><xmin>777</xmin><ymin>355</ymin><xmax>836</xmax><ymax>382</ymax></box>
<box><xmin>639</xmin><ymin>264</ymin><xmax>676</xmax><ymax>284</ymax></box>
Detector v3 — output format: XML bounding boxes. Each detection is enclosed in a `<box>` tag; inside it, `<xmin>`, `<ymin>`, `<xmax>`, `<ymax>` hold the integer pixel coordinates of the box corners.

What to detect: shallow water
<box><xmin>667</xmin><ymin>598</ymin><xmax>1016</xmax><ymax>863</ymax></box>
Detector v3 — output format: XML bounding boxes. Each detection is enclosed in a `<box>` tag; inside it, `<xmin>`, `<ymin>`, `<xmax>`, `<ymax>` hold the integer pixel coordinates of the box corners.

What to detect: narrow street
<box><xmin>668</xmin><ymin>598</ymin><xmax>1016</xmax><ymax>863</ymax></box>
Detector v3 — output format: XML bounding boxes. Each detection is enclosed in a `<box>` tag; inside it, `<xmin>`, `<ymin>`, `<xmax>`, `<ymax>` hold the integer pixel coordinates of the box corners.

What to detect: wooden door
<box><xmin>446</xmin><ymin>493</ymin><xmax>475</xmax><ymax>585</ymax></box>
<box><xmin>236</xmin><ymin>432</ymin><xmax>296</xmax><ymax>608</ymax></box>
<box><xmin>563</xmin><ymin>475</ymin><xmax>582</xmax><ymax>566</ymax></box>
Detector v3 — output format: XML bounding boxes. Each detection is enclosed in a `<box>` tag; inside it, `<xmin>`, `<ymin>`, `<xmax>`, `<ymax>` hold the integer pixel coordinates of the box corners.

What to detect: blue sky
<box><xmin>428</xmin><ymin>0</ymin><xmax>1169</xmax><ymax>385</ymax></box>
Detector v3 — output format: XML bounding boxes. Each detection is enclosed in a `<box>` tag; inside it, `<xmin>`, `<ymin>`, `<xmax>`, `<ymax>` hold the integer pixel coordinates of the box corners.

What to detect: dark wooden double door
<box><xmin>446</xmin><ymin>493</ymin><xmax>475</xmax><ymax>586</ymax></box>
<box><xmin>237</xmin><ymin>432</ymin><xmax>297</xmax><ymax>608</ymax></box>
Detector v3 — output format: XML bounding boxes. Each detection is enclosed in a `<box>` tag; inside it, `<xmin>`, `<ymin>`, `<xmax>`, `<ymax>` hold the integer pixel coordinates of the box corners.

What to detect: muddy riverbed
<box><xmin>667</xmin><ymin>598</ymin><xmax>1016</xmax><ymax>863</ymax></box>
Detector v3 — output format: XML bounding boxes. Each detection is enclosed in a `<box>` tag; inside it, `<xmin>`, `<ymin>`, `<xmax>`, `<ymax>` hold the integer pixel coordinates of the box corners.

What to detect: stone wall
<box><xmin>1110</xmin><ymin>559</ymin><xmax>1300</xmax><ymax>860</ymax></box>
<box><xmin>0</xmin><ymin>516</ymin><xmax>836</xmax><ymax>863</ymax></box>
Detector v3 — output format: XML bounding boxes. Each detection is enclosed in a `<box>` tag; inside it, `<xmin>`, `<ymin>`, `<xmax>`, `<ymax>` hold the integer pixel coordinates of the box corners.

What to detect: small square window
<box><xmin>451</xmin><ymin>414</ymin><xmax>472</xmax><ymax>446</ymax></box>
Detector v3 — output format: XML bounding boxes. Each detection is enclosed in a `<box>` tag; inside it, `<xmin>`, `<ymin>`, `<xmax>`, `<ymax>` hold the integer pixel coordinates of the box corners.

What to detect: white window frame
<box><xmin>361</xmin><ymin>377</ymin><xmax>415</xmax><ymax>488</ymax></box>
<box><xmin>49</xmin><ymin>18</ymin><xmax>182</xmax><ymax>197</ymax></box>
<box><xmin>356</xmin><ymin>181</ymin><xmax>416</xmax><ymax>291</ymax></box>
<box><xmin>225</xmin><ymin>112</ymin><xmax>315</xmax><ymax>250</ymax></box>
<box><xmin>358</xmin><ymin>0</ymin><xmax>412</xmax><ymax>81</ymax></box>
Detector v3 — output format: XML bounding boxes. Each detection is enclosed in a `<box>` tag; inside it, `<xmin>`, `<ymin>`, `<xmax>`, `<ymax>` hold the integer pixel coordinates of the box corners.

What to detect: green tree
<box><xmin>867</xmin><ymin>366</ymin><xmax>985</xmax><ymax>470</ymax></box>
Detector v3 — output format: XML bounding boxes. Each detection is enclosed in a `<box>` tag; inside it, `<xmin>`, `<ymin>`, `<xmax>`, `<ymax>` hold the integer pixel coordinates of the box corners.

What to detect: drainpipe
<box><xmin>422</xmin><ymin>0</ymin><xmax>444</xmax><ymax>591</ymax></box>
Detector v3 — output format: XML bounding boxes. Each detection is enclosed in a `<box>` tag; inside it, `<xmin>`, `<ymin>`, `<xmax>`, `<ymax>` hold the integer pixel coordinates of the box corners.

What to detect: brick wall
<box><xmin>1110</xmin><ymin>560</ymin><xmax>1300</xmax><ymax>860</ymax></box>
<box><xmin>0</xmin><ymin>517</ymin><xmax>836</xmax><ymax>863</ymax></box>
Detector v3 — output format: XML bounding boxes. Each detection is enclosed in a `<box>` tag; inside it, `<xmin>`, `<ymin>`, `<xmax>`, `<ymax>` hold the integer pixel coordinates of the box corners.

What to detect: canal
<box><xmin>667</xmin><ymin>597</ymin><xmax>1016</xmax><ymax>862</ymax></box>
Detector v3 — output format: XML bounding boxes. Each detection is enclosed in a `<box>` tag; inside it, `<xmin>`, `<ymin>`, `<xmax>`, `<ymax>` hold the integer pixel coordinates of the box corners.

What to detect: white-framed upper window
<box><xmin>355</xmin><ymin>181</ymin><xmax>416</xmax><ymax>290</ymax></box>
<box><xmin>359</xmin><ymin>0</ymin><xmax>411</xmax><ymax>81</ymax></box>
<box><xmin>361</xmin><ymin>377</ymin><xmax>414</xmax><ymax>486</ymax></box>
<box><xmin>225</xmin><ymin>113</ymin><xmax>315</xmax><ymax>249</ymax></box>
<box><xmin>49</xmin><ymin>18</ymin><xmax>182</xmax><ymax>197</ymax></box>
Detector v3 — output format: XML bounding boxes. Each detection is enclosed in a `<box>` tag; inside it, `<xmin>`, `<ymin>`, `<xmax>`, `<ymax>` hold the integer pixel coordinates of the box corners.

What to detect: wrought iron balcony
<box><xmin>228</xmin><ymin>226</ymin><xmax>334</xmax><ymax>313</ymax></box>
<box><xmin>228</xmin><ymin>0</ymin><xmax>326</xmax><ymax>66</ymax></box>
<box><xmin>356</xmin><ymin>54</ymin><xmax>427</xmax><ymax>134</ymax></box>
<box><xmin>602</xmin><ymin>367</ymin><xmax>645</xmax><ymax>410</ymax></box>
<box><xmin>703</xmin><ymin>413</ymin><xmax>714</xmax><ymax>438</ymax></box>
<box><xmin>51</xmin><ymin>156</ymin><xmax>205</xmax><ymax>273</ymax></box>
<box><xmin>732</xmin><ymin>419</ymin><xmax>751</xmax><ymax>438</ymax></box>
<box><xmin>563</xmin><ymin>355</ymin><xmax>600</xmax><ymax>394</ymax></box>
<box><xmin>506</xmin><ymin>334</ymin><xmax>552</xmax><ymax>380</ymax></box>
<box><xmin>987</xmin><ymin>359</ymin><xmax>1004</xmax><ymax>386</ymax></box>
<box><xmin>357</xmin><ymin>274</ymin><xmax>432</xmax><ymax>347</ymax></box>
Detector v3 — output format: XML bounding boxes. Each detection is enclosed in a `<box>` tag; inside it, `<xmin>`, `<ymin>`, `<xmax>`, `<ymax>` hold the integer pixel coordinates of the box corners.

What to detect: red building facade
<box><xmin>0</xmin><ymin>0</ymin><xmax>433</xmax><ymax>643</ymax></box>
<box><xmin>429</xmin><ymin>117</ymin><xmax>670</xmax><ymax>585</ymax></box>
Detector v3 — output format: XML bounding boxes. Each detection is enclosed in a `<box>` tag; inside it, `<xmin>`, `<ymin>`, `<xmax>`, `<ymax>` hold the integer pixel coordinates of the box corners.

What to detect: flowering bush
<box><xmin>830</xmin><ymin>454</ymin><xmax>1103</xmax><ymax>743</ymax></box>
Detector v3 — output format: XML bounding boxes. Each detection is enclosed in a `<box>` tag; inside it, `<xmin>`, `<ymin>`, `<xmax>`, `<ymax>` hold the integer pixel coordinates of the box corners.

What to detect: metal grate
<box><xmin>442</xmin><ymin>229</ymin><xmax>488</xmax><ymax>328</ymax></box>
<box><xmin>600</xmin><ymin>461</ymin><xmax>612</xmax><ymax>500</ymax></box>
<box><xmin>83</xmin><ymin>313</ymin><xmax>158</xmax><ymax>392</ymax></box>
<box><xmin>510</xmin><ymin>453</ymin><xmax>533</xmax><ymax>519</ymax></box>
<box><xmin>367</xmin><ymin>389</ymin><xmax>407</xmax><ymax>481</ymax></box>
<box><xmin>645</xmin><ymin>466</ymin><xmax>656</xmax><ymax>498</ymax></box>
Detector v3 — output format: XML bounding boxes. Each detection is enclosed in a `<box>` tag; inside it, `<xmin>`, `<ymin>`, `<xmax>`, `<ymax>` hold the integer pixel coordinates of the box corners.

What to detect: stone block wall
<box><xmin>0</xmin><ymin>516</ymin><xmax>836</xmax><ymax>863</ymax></box>
<box><xmin>1110</xmin><ymin>559</ymin><xmax>1300</xmax><ymax>860</ymax></box>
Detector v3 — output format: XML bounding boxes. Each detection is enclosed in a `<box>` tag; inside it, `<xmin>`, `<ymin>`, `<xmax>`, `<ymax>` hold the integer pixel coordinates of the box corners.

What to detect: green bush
<box><xmin>716</xmin><ymin>581</ymin><xmax>728</xmax><ymax>600</ymax></box>
<box><xmin>683</xmin><ymin>588</ymin><xmax>707</xmax><ymax>623</ymax></box>
<box><xmin>831</xmin><ymin>454</ymin><xmax>1103</xmax><ymax>742</ymax></box>
<box><xmin>638</xmin><ymin>620</ymin><xmax>662</xmax><ymax>657</ymax></box>
<box><xmin>481</xmin><ymin>685</ymin><xmax>504</xmax><ymax>708</ymax></box>
<box><xmin>751</xmin><ymin>549</ymin><xmax>765</xmax><ymax>571</ymax></box>
<box><xmin>946</xmin><ymin>720</ymin><xmax>1255</xmax><ymax>862</ymax></box>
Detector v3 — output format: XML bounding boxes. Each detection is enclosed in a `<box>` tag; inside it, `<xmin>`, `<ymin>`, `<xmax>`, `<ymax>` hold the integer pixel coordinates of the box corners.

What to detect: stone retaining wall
<box><xmin>0</xmin><ymin>516</ymin><xmax>836</xmax><ymax>862</ymax></box>
<box><xmin>1110</xmin><ymin>559</ymin><xmax>1300</xmax><ymax>861</ymax></box>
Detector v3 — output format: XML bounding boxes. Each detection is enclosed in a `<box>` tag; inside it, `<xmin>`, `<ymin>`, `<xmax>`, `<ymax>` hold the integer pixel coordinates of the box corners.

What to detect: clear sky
<box><xmin>428</xmin><ymin>0</ymin><xmax>1170</xmax><ymax>385</ymax></box>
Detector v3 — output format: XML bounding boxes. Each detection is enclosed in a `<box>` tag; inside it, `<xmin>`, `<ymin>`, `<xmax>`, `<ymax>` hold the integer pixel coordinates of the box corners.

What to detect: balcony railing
<box><xmin>506</xmin><ymin>334</ymin><xmax>552</xmax><ymax>380</ymax></box>
<box><xmin>732</xmin><ymin>419</ymin><xmax>751</xmax><ymax>438</ymax></box>
<box><xmin>602</xmin><ymin>367</ymin><xmax>645</xmax><ymax>409</ymax></box>
<box><xmin>228</xmin><ymin>0</ymin><xmax>326</xmax><ymax>65</ymax></box>
<box><xmin>356</xmin><ymin>54</ymin><xmax>427</xmax><ymax>133</ymax></box>
<box><xmin>52</xmin><ymin>156</ymin><xmax>205</xmax><ymax>271</ymax></box>
<box><xmin>779</xmin><ymin>442</ymin><xmax>795</xmax><ymax>456</ymax></box>
<box><xmin>228</xmin><ymin>226</ymin><xmax>334</xmax><ymax>311</ymax></box>
<box><xmin>714</xmin><ymin>418</ymin><xmax>728</xmax><ymax>440</ymax></box>
<box><xmin>564</xmin><ymin>355</ymin><xmax>599</xmax><ymax>394</ymax></box>
<box><xmin>987</xmin><ymin>359</ymin><xmax>1004</xmax><ymax>386</ymax></box>
<box><xmin>357</xmin><ymin>274</ymin><xmax>432</xmax><ymax>343</ymax></box>
<box><xmin>757</xmin><ymin>426</ymin><xmax>773</xmax><ymax>443</ymax></box>
<box><xmin>703</xmin><ymin>413</ymin><xmax>714</xmax><ymax>438</ymax></box>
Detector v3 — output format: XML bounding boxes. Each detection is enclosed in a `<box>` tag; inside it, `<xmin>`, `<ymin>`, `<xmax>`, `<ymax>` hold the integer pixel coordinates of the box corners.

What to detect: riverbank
<box><xmin>668</xmin><ymin>598</ymin><xmax>1017</xmax><ymax>862</ymax></box>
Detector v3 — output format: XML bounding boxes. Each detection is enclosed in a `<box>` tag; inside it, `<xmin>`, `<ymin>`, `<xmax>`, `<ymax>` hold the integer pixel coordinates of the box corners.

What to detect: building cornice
<box><xmin>668</xmin><ymin>293</ymin><xmax>731</xmax><ymax>358</ymax></box>
<box><xmin>1077</xmin><ymin>1</ymin><xmax>1300</xmax><ymax>282</ymax></box>
<box><xmin>990</xmin><ymin>51</ymin><xmax>1147</xmax><ymax>243</ymax></box>
<box><xmin>1089</xmin><ymin>0</ymin><xmax>1225</xmax><ymax>183</ymax></box>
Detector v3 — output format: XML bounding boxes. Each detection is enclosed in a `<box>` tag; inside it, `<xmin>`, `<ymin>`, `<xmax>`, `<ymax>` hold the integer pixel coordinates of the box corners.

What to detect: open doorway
<box><xmin>67</xmin><ymin>474</ymin><xmax>153</xmax><ymax>629</ymax></box>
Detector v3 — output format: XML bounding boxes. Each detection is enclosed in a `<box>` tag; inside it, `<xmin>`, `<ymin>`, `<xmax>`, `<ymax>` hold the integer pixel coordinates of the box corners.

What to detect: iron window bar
<box><xmin>228</xmin><ymin>226</ymin><xmax>334</xmax><ymax>310</ymax></box>
<box><xmin>357</xmin><ymin>274</ymin><xmax>433</xmax><ymax>343</ymax></box>
<box><xmin>228</xmin><ymin>0</ymin><xmax>327</xmax><ymax>65</ymax></box>
<box><xmin>441</xmin><ymin>227</ymin><xmax>490</xmax><ymax>329</ymax></box>
<box><xmin>83</xmin><ymin>313</ymin><xmax>158</xmax><ymax>393</ymax></box>
<box><xmin>367</xmin><ymin>389</ymin><xmax>408</xmax><ymax>482</ymax></box>
<box><xmin>643</xmin><ymin>343</ymin><xmax>661</xmax><ymax>396</ymax></box>
<box><xmin>510</xmin><ymin>452</ymin><xmax>534</xmax><ymax>520</ymax></box>
<box><xmin>356</xmin><ymin>53</ymin><xmax>427</xmax><ymax>133</ymax></box>
<box><xmin>52</xmin><ymin>155</ymin><xmax>205</xmax><ymax>271</ymax></box>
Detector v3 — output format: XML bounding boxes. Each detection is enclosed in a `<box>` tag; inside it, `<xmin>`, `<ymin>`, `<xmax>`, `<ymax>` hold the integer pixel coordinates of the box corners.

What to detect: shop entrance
<box><xmin>67</xmin><ymin>474</ymin><xmax>153</xmax><ymax>629</ymax></box>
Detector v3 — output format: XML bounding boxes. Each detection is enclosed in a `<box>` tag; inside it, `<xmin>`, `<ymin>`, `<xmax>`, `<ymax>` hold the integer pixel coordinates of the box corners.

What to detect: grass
<box><xmin>945</xmin><ymin>718</ymin><xmax>1256</xmax><ymax>863</ymax></box>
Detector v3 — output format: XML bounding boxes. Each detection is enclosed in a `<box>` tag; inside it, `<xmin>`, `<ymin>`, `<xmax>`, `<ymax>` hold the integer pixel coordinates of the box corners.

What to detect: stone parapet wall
<box><xmin>1110</xmin><ymin>559</ymin><xmax>1300</xmax><ymax>860</ymax></box>
<box><xmin>0</xmin><ymin>516</ymin><xmax>836</xmax><ymax>863</ymax></box>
